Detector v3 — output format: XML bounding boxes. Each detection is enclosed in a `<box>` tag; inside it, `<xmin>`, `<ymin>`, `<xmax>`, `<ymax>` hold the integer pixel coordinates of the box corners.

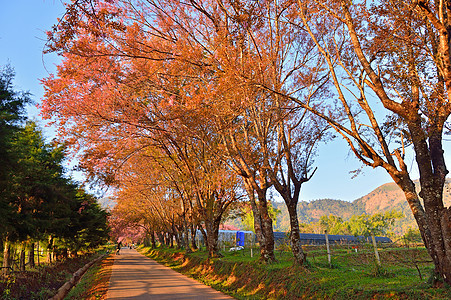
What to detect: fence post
<box><xmin>325</xmin><ymin>230</ymin><xmax>331</xmax><ymax>267</ymax></box>
<box><xmin>251</xmin><ymin>234</ymin><xmax>253</xmax><ymax>258</ymax></box>
<box><xmin>371</xmin><ymin>234</ymin><xmax>381</xmax><ymax>266</ymax></box>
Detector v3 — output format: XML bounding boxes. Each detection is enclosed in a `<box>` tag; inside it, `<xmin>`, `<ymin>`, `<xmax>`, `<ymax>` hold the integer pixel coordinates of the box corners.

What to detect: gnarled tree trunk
<box><xmin>244</xmin><ymin>178</ymin><xmax>276</xmax><ymax>263</ymax></box>
<box><xmin>205</xmin><ymin>218</ymin><xmax>222</xmax><ymax>258</ymax></box>
<box><xmin>395</xmin><ymin>174</ymin><xmax>451</xmax><ymax>284</ymax></box>
<box><xmin>256</xmin><ymin>189</ymin><xmax>276</xmax><ymax>263</ymax></box>
<box><xmin>286</xmin><ymin>202</ymin><xmax>307</xmax><ymax>265</ymax></box>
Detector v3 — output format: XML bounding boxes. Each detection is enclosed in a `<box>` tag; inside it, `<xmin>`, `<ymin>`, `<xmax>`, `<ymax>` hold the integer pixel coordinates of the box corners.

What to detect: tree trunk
<box><xmin>2</xmin><ymin>239</ymin><xmax>11</xmax><ymax>275</ymax></box>
<box><xmin>420</xmin><ymin>191</ymin><xmax>451</xmax><ymax>284</ymax></box>
<box><xmin>47</xmin><ymin>236</ymin><xmax>53</xmax><ymax>264</ymax></box>
<box><xmin>258</xmin><ymin>192</ymin><xmax>276</xmax><ymax>263</ymax></box>
<box><xmin>173</xmin><ymin>225</ymin><xmax>181</xmax><ymax>249</ymax></box>
<box><xmin>157</xmin><ymin>232</ymin><xmax>164</xmax><ymax>246</ymax></box>
<box><xmin>19</xmin><ymin>244</ymin><xmax>26</xmax><ymax>271</ymax></box>
<box><xmin>28</xmin><ymin>242</ymin><xmax>35</xmax><ymax>269</ymax></box>
<box><xmin>244</xmin><ymin>178</ymin><xmax>276</xmax><ymax>263</ymax></box>
<box><xmin>9</xmin><ymin>246</ymin><xmax>15</xmax><ymax>270</ymax></box>
<box><xmin>190</xmin><ymin>224</ymin><xmax>198</xmax><ymax>250</ymax></box>
<box><xmin>392</xmin><ymin>123</ymin><xmax>451</xmax><ymax>285</ymax></box>
<box><xmin>180</xmin><ymin>199</ymin><xmax>192</xmax><ymax>253</ymax></box>
<box><xmin>61</xmin><ymin>248</ymin><xmax>68</xmax><ymax>259</ymax></box>
<box><xmin>37</xmin><ymin>242</ymin><xmax>40</xmax><ymax>265</ymax></box>
<box><xmin>169</xmin><ymin>233</ymin><xmax>174</xmax><ymax>248</ymax></box>
<box><xmin>391</xmin><ymin>165</ymin><xmax>449</xmax><ymax>283</ymax></box>
<box><xmin>143</xmin><ymin>236</ymin><xmax>150</xmax><ymax>247</ymax></box>
<box><xmin>287</xmin><ymin>202</ymin><xmax>307</xmax><ymax>265</ymax></box>
<box><xmin>199</xmin><ymin>226</ymin><xmax>207</xmax><ymax>250</ymax></box>
<box><xmin>205</xmin><ymin>218</ymin><xmax>222</xmax><ymax>258</ymax></box>
<box><xmin>164</xmin><ymin>232</ymin><xmax>170</xmax><ymax>246</ymax></box>
<box><xmin>244</xmin><ymin>180</ymin><xmax>264</xmax><ymax>244</ymax></box>
<box><xmin>439</xmin><ymin>207</ymin><xmax>451</xmax><ymax>281</ymax></box>
<box><xmin>183</xmin><ymin>217</ymin><xmax>192</xmax><ymax>253</ymax></box>
<box><xmin>151</xmin><ymin>231</ymin><xmax>157</xmax><ymax>248</ymax></box>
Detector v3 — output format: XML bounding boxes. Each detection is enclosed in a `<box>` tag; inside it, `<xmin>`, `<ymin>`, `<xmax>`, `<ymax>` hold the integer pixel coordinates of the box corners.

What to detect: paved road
<box><xmin>106</xmin><ymin>248</ymin><xmax>234</xmax><ymax>299</ymax></box>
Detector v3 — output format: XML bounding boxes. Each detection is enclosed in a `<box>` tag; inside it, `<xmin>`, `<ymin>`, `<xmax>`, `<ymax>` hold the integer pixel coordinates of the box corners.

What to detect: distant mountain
<box><xmin>228</xmin><ymin>180</ymin><xmax>451</xmax><ymax>235</ymax></box>
<box><xmin>350</xmin><ymin>180</ymin><xmax>451</xmax><ymax>234</ymax></box>
<box><xmin>98</xmin><ymin>196</ymin><xmax>117</xmax><ymax>211</ymax></box>
<box><xmin>271</xmin><ymin>199</ymin><xmax>363</xmax><ymax>232</ymax></box>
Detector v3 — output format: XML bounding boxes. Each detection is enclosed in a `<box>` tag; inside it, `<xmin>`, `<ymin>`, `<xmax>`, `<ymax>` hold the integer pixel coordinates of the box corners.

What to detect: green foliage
<box><xmin>347</xmin><ymin>210</ymin><xmax>403</xmax><ymax>237</ymax></box>
<box><xmin>403</xmin><ymin>227</ymin><xmax>423</xmax><ymax>244</ymax></box>
<box><xmin>0</xmin><ymin>275</ymin><xmax>15</xmax><ymax>299</ymax></box>
<box><xmin>29</xmin><ymin>287</ymin><xmax>53</xmax><ymax>300</ymax></box>
<box><xmin>241</xmin><ymin>201</ymin><xmax>280</xmax><ymax>232</ymax></box>
<box><xmin>0</xmin><ymin>64</ymin><xmax>30</xmax><ymax>127</ymax></box>
<box><xmin>368</xmin><ymin>263</ymin><xmax>393</xmax><ymax>278</ymax></box>
<box><xmin>240</xmin><ymin>205</ymin><xmax>254</xmax><ymax>232</ymax></box>
<box><xmin>295</xmin><ymin>210</ymin><xmax>402</xmax><ymax>239</ymax></box>
<box><xmin>5</xmin><ymin>122</ymin><xmax>67</xmax><ymax>241</ymax></box>
<box><xmin>0</xmin><ymin>65</ymin><xmax>110</xmax><ymax>257</ymax></box>
<box><xmin>0</xmin><ymin>64</ymin><xmax>31</xmax><ymax>239</ymax></box>
<box><xmin>319</xmin><ymin>215</ymin><xmax>349</xmax><ymax>234</ymax></box>
<box><xmin>70</xmin><ymin>190</ymin><xmax>110</xmax><ymax>250</ymax></box>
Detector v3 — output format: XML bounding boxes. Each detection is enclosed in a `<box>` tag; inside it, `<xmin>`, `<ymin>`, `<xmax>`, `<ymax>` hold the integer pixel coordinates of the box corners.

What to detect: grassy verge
<box><xmin>0</xmin><ymin>254</ymin><xmax>97</xmax><ymax>299</ymax></box>
<box><xmin>139</xmin><ymin>245</ymin><xmax>451</xmax><ymax>300</ymax></box>
<box><xmin>64</xmin><ymin>254</ymin><xmax>114</xmax><ymax>300</ymax></box>
<box><xmin>0</xmin><ymin>246</ymin><xmax>113</xmax><ymax>299</ymax></box>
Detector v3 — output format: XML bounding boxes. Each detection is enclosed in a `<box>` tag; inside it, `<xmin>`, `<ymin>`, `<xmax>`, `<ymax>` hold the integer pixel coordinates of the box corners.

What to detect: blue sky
<box><xmin>1</xmin><ymin>0</ymin><xmax>430</xmax><ymax>203</ymax></box>
<box><xmin>1</xmin><ymin>0</ymin><xmax>64</xmax><ymax>125</ymax></box>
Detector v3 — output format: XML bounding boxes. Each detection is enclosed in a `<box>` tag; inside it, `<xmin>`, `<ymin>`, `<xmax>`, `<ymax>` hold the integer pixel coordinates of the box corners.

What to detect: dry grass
<box><xmin>84</xmin><ymin>255</ymin><xmax>114</xmax><ymax>299</ymax></box>
<box><xmin>140</xmin><ymin>246</ymin><xmax>451</xmax><ymax>300</ymax></box>
<box><xmin>65</xmin><ymin>254</ymin><xmax>114</xmax><ymax>300</ymax></box>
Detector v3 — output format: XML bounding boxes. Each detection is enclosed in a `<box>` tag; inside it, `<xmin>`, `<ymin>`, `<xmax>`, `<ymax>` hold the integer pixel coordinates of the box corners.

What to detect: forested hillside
<box><xmin>229</xmin><ymin>180</ymin><xmax>451</xmax><ymax>235</ymax></box>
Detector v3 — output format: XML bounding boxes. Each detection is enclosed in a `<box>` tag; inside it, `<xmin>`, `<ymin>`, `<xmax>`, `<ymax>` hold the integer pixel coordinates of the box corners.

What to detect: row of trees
<box><xmin>42</xmin><ymin>0</ymin><xmax>328</xmax><ymax>263</ymax></box>
<box><xmin>41</xmin><ymin>0</ymin><xmax>451</xmax><ymax>284</ymax></box>
<box><xmin>298</xmin><ymin>211</ymin><xmax>404</xmax><ymax>267</ymax></box>
<box><xmin>0</xmin><ymin>65</ymin><xmax>109</xmax><ymax>275</ymax></box>
<box><xmin>302</xmin><ymin>211</ymin><xmax>404</xmax><ymax>238</ymax></box>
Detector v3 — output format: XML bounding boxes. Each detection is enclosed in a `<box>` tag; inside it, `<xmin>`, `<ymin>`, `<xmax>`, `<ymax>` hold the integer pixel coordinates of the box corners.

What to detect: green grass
<box><xmin>64</xmin><ymin>262</ymin><xmax>102</xmax><ymax>300</ymax></box>
<box><xmin>139</xmin><ymin>244</ymin><xmax>451</xmax><ymax>299</ymax></box>
<box><xmin>64</xmin><ymin>246</ymin><xmax>115</xmax><ymax>300</ymax></box>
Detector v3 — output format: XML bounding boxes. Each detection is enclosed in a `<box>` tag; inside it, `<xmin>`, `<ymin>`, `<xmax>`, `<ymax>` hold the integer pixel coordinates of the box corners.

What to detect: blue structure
<box><xmin>236</xmin><ymin>231</ymin><xmax>245</xmax><ymax>246</ymax></box>
<box><xmin>196</xmin><ymin>230</ymin><xmax>391</xmax><ymax>247</ymax></box>
<box><xmin>273</xmin><ymin>231</ymin><xmax>392</xmax><ymax>245</ymax></box>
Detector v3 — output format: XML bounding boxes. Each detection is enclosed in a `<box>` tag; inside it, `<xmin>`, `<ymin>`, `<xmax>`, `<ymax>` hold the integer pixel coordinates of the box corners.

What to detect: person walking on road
<box><xmin>116</xmin><ymin>241</ymin><xmax>122</xmax><ymax>255</ymax></box>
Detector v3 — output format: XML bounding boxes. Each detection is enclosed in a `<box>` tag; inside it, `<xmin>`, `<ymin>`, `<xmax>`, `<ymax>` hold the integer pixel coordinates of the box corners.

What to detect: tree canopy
<box><xmin>1</xmin><ymin>65</ymin><xmax>109</xmax><ymax>274</ymax></box>
<box><xmin>39</xmin><ymin>0</ymin><xmax>451</xmax><ymax>282</ymax></box>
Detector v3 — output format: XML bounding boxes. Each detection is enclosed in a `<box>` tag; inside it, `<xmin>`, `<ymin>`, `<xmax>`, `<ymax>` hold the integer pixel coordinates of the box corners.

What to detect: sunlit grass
<box><xmin>140</xmin><ymin>244</ymin><xmax>451</xmax><ymax>299</ymax></box>
<box><xmin>64</xmin><ymin>253</ymin><xmax>114</xmax><ymax>300</ymax></box>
